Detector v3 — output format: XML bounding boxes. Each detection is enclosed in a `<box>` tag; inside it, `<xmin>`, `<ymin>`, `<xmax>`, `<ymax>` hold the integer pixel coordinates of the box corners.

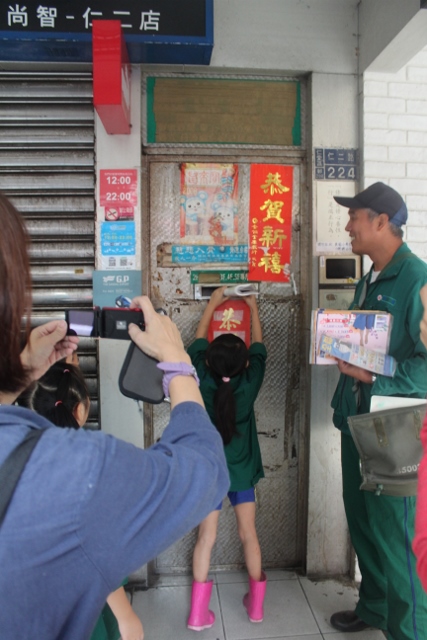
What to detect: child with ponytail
<box><xmin>186</xmin><ymin>286</ymin><xmax>267</xmax><ymax>631</ymax></box>
<box><xmin>20</xmin><ymin>360</ymin><xmax>144</xmax><ymax>640</ymax></box>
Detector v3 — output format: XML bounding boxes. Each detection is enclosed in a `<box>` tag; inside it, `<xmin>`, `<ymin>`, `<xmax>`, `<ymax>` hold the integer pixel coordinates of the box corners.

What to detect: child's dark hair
<box><xmin>206</xmin><ymin>333</ymin><xmax>248</xmax><ymax>445</ymax></box>
<box><xmin>24</xmin><ymin>361</ymin><xmax>90</xmax><ymax>429</ymax></box>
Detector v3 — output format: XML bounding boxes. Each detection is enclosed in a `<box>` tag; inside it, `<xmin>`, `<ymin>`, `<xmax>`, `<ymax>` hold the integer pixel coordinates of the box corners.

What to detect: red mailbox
<box><xmin>208</xmin><ymin>299</ymin><xmax>251</xmax><ymax>347</ymax></box>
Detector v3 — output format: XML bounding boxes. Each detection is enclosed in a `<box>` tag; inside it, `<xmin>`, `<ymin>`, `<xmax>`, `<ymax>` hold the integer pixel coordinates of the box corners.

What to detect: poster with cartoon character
<box><xmin>180</xmin><ymin>163</ymin><xmax>238</xmax><ymax>245</ymax></box>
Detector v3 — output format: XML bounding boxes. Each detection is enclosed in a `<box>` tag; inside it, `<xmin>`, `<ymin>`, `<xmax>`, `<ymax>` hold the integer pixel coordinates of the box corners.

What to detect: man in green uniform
<box><xmin>329</xmin><ymin>182</ymin><xmax>427</xmax><ymax>638</ymax></box>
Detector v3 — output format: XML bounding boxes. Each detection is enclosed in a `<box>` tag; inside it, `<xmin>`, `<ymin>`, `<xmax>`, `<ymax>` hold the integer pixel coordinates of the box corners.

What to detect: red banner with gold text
<box><xmin>248</xmin><ymin>164</ymin><xmax>293</xmax><ymax>282</ymax></box>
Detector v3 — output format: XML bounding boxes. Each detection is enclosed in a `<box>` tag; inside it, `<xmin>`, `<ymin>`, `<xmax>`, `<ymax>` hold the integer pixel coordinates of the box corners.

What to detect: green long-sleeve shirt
<box><xmin>332</xmin><ymin>243</ymin><xmax>427</xmax><ymax>435</ymax></box>
<box><xmin>188</xmin><ymin>338</ymin><xmax>267</xmax><ymax>491</ymax></box>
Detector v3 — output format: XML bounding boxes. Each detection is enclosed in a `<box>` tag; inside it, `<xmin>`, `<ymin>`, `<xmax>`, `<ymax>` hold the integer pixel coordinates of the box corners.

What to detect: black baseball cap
<box><xmin>333</xmin><ymin>182</ymin><xmax>408</xmax><ymax>227</ymax></box>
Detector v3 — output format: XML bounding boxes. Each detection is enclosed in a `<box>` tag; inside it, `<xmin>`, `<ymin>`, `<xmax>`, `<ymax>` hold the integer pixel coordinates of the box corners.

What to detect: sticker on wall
<box><xmin>314</xmin><ymin>148</ymin><xmax>358</xmax><ymax>181</ymax></box>
<box><xmin>248</xmin><ymin>164</ymin><xmax>293</xmax><ymax>283</ymax></box>
<box><xmin>100</xmin><ymin>221</ymin><xmax>136</xmax><ymax>270</ymax></box>
<box><xmin>180</xmin><ymin>163</ymin><xmax>238</xmax><ymax>245</ymax></box>
<box><xmin>315</xmin><ymin>181</ymin><xmax>355</xmax><ymax>255</ymax></box>
<box><xmin>172</xmin><ymin>244</ymin><xmax>247</xmax><ymax>264</ymax></box>
<box><xmin>104</xmin><ymin>205</ymin><xmax>134</xmax><ymax>221</ymax></box>
<box><xmin>190</xmin><ymin>270</ymin><xmax>249</xmax><ymax>285</ymax></box>
<box><xmin>100</xmin><ymin>169</ymin><xmax>138</xmax><ymax>221</ymax></box>
<box><xmin>93</xmin><ymin>270</ymin><xmax>142</xmax><ymax>308</ymax></box>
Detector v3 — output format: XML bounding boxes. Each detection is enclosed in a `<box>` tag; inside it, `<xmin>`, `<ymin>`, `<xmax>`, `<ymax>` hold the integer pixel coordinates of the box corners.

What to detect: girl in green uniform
<box><xmin>186</xmin><ymin>287</ymin><xmax>267</xmax><ymax>632</ymax></box>
<box><xmin>20</xmin><ymin>360</ymin><xmax>144</xmax><ymax>640</ymax></box>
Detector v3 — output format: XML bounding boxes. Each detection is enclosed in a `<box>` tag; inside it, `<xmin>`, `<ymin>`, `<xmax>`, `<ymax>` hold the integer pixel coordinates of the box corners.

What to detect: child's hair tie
<box><xmin>55</xmin><ymin>400</ymin><xmax>63</xmax><ymax>407</ymax></box>
<box><xmin>63</xmin><ymin>369</ymin><xmax>70</xmax><ymax>373</ymax></box>
<box><xmin>222</xmin><ymin>376</ymin><xmax>230</xmax><ymax>383</ymax></box>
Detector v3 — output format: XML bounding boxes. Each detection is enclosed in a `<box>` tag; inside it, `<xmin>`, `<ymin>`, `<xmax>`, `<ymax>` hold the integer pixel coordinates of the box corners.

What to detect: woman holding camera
<box><xmin>0</xmin><ymin>192</ymin><xmax>228</xmax><ymax>639</ymax></box>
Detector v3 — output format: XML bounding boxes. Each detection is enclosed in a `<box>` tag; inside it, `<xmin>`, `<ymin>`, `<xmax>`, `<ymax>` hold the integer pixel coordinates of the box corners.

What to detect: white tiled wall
<box><xmin>363</xmin><ymin>46</ymin><xmax>427</xmax><ymax>261</ymax></box>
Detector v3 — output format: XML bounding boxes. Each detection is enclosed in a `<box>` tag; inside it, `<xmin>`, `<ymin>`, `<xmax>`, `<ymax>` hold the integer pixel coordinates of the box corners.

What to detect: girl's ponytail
<box><xmin>206</xmin><ymin>334</ymin><xmax>248</xmax><ymax>445</ymax></box>
<box><xmin>212</xmin><ymin>379</ymin><xmax>237</xmax><ymax>445</ymax></box>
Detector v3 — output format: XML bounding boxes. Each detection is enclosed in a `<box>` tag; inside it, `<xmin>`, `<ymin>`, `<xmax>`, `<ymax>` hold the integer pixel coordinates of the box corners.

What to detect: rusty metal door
<box><xmin>145</xmin><ymin>155</ymin><xmax>309</xmax><ymax>574</ymax></box>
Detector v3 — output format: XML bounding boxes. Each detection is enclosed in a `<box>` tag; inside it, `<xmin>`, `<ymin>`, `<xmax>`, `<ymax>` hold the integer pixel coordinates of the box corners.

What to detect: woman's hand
<box><xmin>21</xmin><ymin>320</ymin><xmax>79</xmax><ymax>383</ymax></box>
<box><xmin>128</xmin><ymin>296</ymin><xmax>190</xmax><ymax>364</ymax></box>
<box><xmin>420</xmin><ymin>284</ymin><xmax>427</xmax><ymax>350</ymax></box>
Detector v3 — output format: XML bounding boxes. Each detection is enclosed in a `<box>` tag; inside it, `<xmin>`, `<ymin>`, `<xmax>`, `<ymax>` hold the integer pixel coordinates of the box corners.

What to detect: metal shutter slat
<box><xmin>0</xmin><ymin>150</ymin><xmax>94</xmax><ymax>168</ymax></box>
<box><xmin>10</xmin><ymin>195</ymin><xmax>94</xmax><ymax>214</ymax></box>
<box><xmin>26</xmin><ymin>220</ymin><xmax>94</xmax><ymax>236</ymax></box>
<box><xmin>0</xmin><ymin>173</ymin><xmax>94</xmax><ymax>191</ymax></box>
<box><xmin>29</xmin><ymin>241</ymin><xmax>94</xmax><ymax>262</ymax></box>
<box><xmin>0</xmin><ymin>104</ymin><xmax>93</xmax><ymax>122</ymax></box>
<box><xmin>31</xmin><ymin>265</ymin><xmax>93</xmax><ymax>282</ymax></box>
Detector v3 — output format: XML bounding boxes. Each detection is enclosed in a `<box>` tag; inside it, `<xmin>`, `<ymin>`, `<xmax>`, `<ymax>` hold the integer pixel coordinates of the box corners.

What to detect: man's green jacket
<box><xmin>332</xmin><ymin>243</ymin><xmax>427</xmax><ymax>435</ymax></box>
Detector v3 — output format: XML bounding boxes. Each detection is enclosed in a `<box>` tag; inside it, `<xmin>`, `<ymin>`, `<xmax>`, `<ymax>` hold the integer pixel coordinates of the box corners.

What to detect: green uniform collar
<box><xmin>370</xmin><ymin>243</ymin><xmax>413</xmax><ymax>282</ymax></box>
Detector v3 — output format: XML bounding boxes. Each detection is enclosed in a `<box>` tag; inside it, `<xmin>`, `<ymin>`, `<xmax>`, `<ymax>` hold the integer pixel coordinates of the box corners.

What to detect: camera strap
<box><xmin>0</xmin><ymin>427</ymin><xmax>46</xmax><ymax>527</ymax></box>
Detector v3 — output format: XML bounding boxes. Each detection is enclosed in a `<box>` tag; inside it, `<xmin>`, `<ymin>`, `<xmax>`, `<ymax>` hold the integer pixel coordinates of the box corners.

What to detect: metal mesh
<box><xmin>154</xmin><ymin>296</ymin><xmax>303</xmax><ymax>571</ymax></box>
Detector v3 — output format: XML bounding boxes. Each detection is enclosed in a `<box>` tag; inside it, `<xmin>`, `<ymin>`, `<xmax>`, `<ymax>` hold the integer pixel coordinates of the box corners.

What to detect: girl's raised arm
<box><xmin>245</xmin><ymin>296</ymin><xmax>263</xmax><ymax>344</ymax></box>
<box><xmin>195</xmin><ymin>287</ymin><xmax>227</xmax><ymax>339</ymax></box>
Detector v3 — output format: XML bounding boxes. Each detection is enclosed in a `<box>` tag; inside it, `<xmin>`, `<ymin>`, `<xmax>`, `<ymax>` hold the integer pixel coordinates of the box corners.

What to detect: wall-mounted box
<box><xmin>318</xmin><ymin>288</ymin><xmax>355</xmax><ymax>310</ymax></box>
<box><xmin>194</xmin><ymin>283</ymin><xmax>259</xmax><ymax>300</ymax></box>
<box><xmin>318</xmin><ymin>255</ymin><xmax>361</xmax><ymax>310</ymax></box>
<box><xmin>319</xmin><ymin>255</ymin><xmax>361</xmax><ymax>286</ymax></box>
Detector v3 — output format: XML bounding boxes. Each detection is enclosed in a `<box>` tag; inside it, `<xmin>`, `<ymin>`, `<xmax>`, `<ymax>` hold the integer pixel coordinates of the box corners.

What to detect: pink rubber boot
<box><xmin>243</xmin><ymin>571</ymin><xmax>267</xmax><ymax>623</ymax></box>
<box><xmin>187</xmin><ymin>580</ymin><xmax>215</xmax><ymax>631</ymax></box>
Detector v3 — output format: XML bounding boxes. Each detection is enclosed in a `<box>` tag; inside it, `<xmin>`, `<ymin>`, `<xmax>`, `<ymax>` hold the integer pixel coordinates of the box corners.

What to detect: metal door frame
<box><xmin>141</xmin><ymin>149</ymin><xmax>311</xmax><ymax>582</ymax></box>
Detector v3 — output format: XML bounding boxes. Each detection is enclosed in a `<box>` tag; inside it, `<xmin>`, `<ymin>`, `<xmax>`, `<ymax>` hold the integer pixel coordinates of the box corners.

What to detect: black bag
<box><xmin>347</xmin><ymin>402</ymin><xmax>427</xmax><ymax>496</ymax></box>
<box><xmin>119</xmin><ymin>342</ymin><xmax>165</xmax><ymax>404</ymax></box>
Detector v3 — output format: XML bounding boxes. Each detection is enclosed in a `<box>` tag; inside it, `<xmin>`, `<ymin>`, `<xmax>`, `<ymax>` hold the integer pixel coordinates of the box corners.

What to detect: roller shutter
<box><xmin>0</xmin><ymin>71</ymin><xmax>98</xmax><ymax>429</ymax></box>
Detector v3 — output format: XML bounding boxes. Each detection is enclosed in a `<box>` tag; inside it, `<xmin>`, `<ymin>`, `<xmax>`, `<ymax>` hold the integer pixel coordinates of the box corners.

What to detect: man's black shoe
<box><xmin>330</xmin><ymin>610</ymin><xmax>371</xmax><ymax>632</ymax></box>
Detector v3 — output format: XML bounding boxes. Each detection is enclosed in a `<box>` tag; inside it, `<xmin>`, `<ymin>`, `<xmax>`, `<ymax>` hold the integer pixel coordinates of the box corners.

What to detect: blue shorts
<box><xmin>353</xmin><ymin>313</ymin><xmax>375</xmax><ymax>330</ymax></box>
<box><xmin>215</xmin><ymin>487</ymin><xmax>255</xmax><ymax>511</ymax></box>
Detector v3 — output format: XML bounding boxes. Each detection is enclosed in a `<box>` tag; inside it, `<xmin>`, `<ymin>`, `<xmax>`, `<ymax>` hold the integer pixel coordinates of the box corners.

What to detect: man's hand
<box><xmin>21</xmin><ymin>320</ymin><xmax>79</xmax><ymax>383</ymax></box>
<box><xmin>420</xmin><ymin>284</ymin><xmax>427</xmax><ymax>350</ymax></box>
<box><xmin>336</xmin><ymin>359</ymin><xmax>374</xmax><ymax>384</ymax></box>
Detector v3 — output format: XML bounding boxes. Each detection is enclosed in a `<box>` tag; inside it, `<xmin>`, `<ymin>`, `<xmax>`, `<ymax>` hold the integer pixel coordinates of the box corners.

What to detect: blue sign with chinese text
<box><xmin>0</xmin><ymin>0</ymin><xmax>213</xmax><ymax>64</ymax></box>
<box><xmin>101</xmin><ymin>222</ymin><xmax>135</xmax><ymax>256</ymax></box>
<box><xmin>315</xmin><ymin>148</ymin><xmax>358</xmax><ymax>180</ymax></box>
<box><xmin>172</xmin><ymin>245</ymin><xmax>248</xmax><ymax>264</ymax></box>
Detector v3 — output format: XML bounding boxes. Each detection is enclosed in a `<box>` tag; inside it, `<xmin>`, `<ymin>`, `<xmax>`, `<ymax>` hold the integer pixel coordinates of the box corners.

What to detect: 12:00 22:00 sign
<box><xmin>105</xmin><ymin>191</ymin><xmax>133</xmax><ymax>201</ymax></box>
<box><xmin>99</xmin><ymin>169</ymin><xmax>138</xmax><ymax>207</ymax></box>
<box><xmin>105</xmin><ymin>175</ymin><xmax>133</xmax><ymax>185</ymax></box>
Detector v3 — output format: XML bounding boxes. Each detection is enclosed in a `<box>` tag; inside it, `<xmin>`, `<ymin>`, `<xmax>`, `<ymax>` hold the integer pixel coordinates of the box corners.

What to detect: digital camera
<box><xmin>65</xmin><ymin>307</ymin><xmax>144</xmax><ymax>340</ymax></box>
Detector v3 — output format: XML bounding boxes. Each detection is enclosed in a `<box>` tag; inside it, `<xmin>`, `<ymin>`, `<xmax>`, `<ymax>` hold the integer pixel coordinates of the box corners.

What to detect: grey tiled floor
<box><xmin>130</xmin><ymin>570</ymin><xmax>385</xmax><ymax>640</ymax></box>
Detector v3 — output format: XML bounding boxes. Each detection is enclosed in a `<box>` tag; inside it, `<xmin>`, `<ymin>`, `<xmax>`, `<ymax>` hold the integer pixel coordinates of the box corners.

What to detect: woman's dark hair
<box><xmin>0</xmin><ymin>192</ymin><xmax>32</xmax><ymax>392</ymax></box>
<box><xmin>206</xmin><ymin>333</ymin><xmax>248</xmax><ymax>445</ymax></box>
<box><xmin>23</xmin><ymin>361</ymin><xmax>90</xmax><ymax>430</ymax></box>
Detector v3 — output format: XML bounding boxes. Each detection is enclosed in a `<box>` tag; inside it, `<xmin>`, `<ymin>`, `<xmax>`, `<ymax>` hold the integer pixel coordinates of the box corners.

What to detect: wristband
<box><xmin>156</xmin><ymin>361</ymin><xmax>200</xmax><ymax>398</ymax></box>
<box><xmin>371</xmin><ymin>374</ymin><xmax>377</xmax><ymax>384</ymax></box>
